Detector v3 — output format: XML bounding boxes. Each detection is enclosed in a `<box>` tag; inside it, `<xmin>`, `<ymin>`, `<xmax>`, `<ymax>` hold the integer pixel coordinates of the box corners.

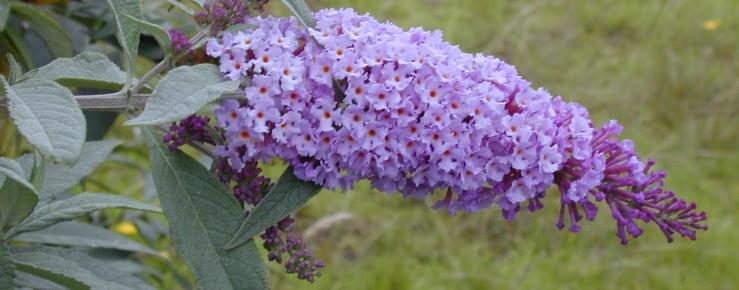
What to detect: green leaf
<box><xmin>5</xmin><ymin>53</ymin><xmax>22</xmax><ymax>84</ymax></box>
<box><xmin>0</xmin><ymin>179</ymin><xmax>38</xmax><ymax>232</ymax></box>
<box><xmin>13</xmin><ymin>271</ymin><xmax>65</xmax><ymax>290</ymax></box>
<box><xmin>12</xmin><ymin>246</ymin><xmax>155</xmax><ymax>290</ymax></box>
<box><xmin>0</xmin><ymin>157</ymin><xmax>36</xmax><ymax>194</ymax></box>
<box><xmin>32</xmin><ymin>52</ymin><xmax>128</xmax><ymax>91</ymax></box>
<box><xmin>39</xmin><ymin>140</ymin><xmax>122</xmax><ymax>204</ymax></box>
<box><xmin>144</xmin><ymin>127</ymin><xmax>269</xmax><ymax>290</ymax></box>
<box><xmin>0</xmin><ymin>236</ymin><xmax>14</xmax><ymax>290</ymax></box>
<box><xmin>225</xmin><ymin>167</ymin><xmax>321</xmax><ymax>249</ymax></box>
<box><xmin>84</xmin><ymin>111</ymin><xmax>119</xmax><ymax>141</ymax></box>
<box><xmin>123</xmin><ymin>14</ymin><xmax>173</xmax><ymax>61</ymax></box>
<box><xmin>14</xmin><ymin>221</ymin><xmax>158</xmax><ymax>255</ymax></box>
<box><xmin>10</xmin><ymin>2</ymin><xmax>72</xmax><ymax>58</ymax></box>
<box><xmin>0</xmin><ymin>3</ymin><xmax>9</xmax><ymax>31</ymax></box>
<box><xmin>10</xmin><ymin>192</ymin><xmax>161</xmax><ymax>237</ymax></box>
<box><xmin>281</xmin><ymin>0</ymin><xmax>316</xmax><ymax>28</ymax></box>
<box><xmin>106</xmin><ymin>0</ymin><xmax>142</xmax><ymax>83</ymax></box>
<box><xmin>0</xmin><ymin>157</ymin><xmax>39</xmax><ymax>230</ymax></box>
<box><xmin>165</xmin><ymin>0</ymin><xmax>195</xmax><ymax>15</ymax></box>
<box><xmin>2</xmin><ymin>27</ymin><xmax>33</xmax><ymax>68</ymax></box>
<box><xmin>30</xmin><ymin>150</ymin><xmax>47</xmax><ymax>193</ymax></box>
<box><xmin>125</xmin><ymin>64</ymin><xmax>239</xmax><ymax>126</ymax></box>
<box><xmin>13</xmin><ymin>155</ymin><xmax>34</xmax><ymax>181</ymax></box>
<box><xmin>2</xmin><ymin>77</ymin><xmax>86</xmax><ymax>163</ymax></box>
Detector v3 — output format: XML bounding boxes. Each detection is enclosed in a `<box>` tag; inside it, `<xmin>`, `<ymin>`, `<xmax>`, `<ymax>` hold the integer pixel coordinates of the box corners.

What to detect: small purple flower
<box><xmin>163</xmin><ymin>115</ymin><xmax>214</xmax><ymax>151</ymax></box>
<box><xmin>168</xmin><ymin>29</ymin><xmax>191</xmax><ymax>54</ymax></box>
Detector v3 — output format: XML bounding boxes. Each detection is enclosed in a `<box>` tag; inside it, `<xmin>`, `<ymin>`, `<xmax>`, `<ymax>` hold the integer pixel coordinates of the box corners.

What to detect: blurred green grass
<box><xmin>261</xmin><ymin>0</ymin><xmax>738</xmax><ymax>289</ymax></box>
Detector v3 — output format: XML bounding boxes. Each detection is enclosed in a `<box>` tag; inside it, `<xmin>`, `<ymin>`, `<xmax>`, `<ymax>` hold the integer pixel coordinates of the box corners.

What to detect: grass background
<box><xmin>261</xmin><ymin>1</ymin><xmax>738</xmax><ymax>289</ymax></box>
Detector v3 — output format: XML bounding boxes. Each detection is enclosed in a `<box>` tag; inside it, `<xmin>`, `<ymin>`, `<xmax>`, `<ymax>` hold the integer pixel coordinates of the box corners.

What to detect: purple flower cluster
<box><xmin>554</xmin><ymin>121</ymin><xmax>707</xmax><ymax>243</ymax></box>
<box><xmin>213</xmin><ymin>157</ymin><xmax>271</xmax><ymax>205</ymax></box>
<box><xmin>163</xmin><ymin>115</ymin><xmax>214</xmax><ymax>151</ymax></box>
<box><xmin>168</xmin><ymin>29</ymin><xmax>191</xmax><ymax>53</ymax></box>
<box><xmin>261</xmin><ymin>217</ymin><xmax>325</xmax><ymax>282</ymax></box>
<box><xmin>206</xmin><ymin>8</ymin><xmax>706</xmax><ymax>243</ymax></box>
<box><xmin>214</xmin><ymin>151</ymin><xmax>324</xmax><ymax>282</ymax></box>
<box><xmin>194</xmin><ymin>0</ymin><xmax>268</xmax><ymax>34</ymax></box>
<box><xmin>163</xmin><ymin>114</ymin><xmax>324</xmax><ymax>281</ymax></box>
<box><xmin>195</xmin><ymin>0</ymin><xmax>248</xmax><ymax>34</ymax></box>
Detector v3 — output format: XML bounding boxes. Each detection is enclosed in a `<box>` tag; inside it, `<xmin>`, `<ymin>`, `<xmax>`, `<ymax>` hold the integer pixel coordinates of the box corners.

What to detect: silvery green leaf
<box><xmin>123</xmin><ymin>14</ymin><xmax>173</xmax><ymax>61</ymax></box>
<box><xmin>2</xmin><ymin>77</ymin><xmax>86</xmax><ymax>163</ymax></box>
<box><xmin>14</xmin><ymin>221</ymin><xmax>158</xmax><ymax>255</ymax></box>
<box><xmin>11</xmin><ymin>245</ymin><xmax>155</xmax><ymax>290</ymax></box>
<box><xmin>225</xmin><ymin>167</ymin><xmax>321</xmax><ymax>249</ymax></box>
<box><xmin>106</xmin><ymin>0</ymin><xmax>142</xmax><ymax>83</ymax></box>
<box><xmin>145</xmin><ymin>127</ymin><xmax>269</xmax><ymax>290</ymax></box>
<box><xmin>32</xmin><ymin>52</ymin><xmax>127</xmax><ymax>91</ymax></box>
<box><xmin>10</xmin><ymin>193</ymin><xmax>161</xmax><ymax>237</ymax></box>
<box><xmin>14</xmin><ymin>154</ymin><xmax>34</xmax><ymax>181</ymax></box>
<box><xmin>0</xmin><ymin>157</ymin><xmax>36</xmax><ymax>194</ymax></box>
<box><xmin>39</xmin><ymin>140</ymin><xmax>122</xmax><ymax>204</ymax></box>
<box><xmin>281</xmin><ymin>0</ymin><xmax>316</xmax><ymax>28</ymax></box>
<box><xmin>125</xmin><ymin>64</ymin><xmax>239</xmax><ymax>126</ymax></box>
<box><xmin>5</xmin><ymin>54</ymin><xmax>22</xmax><ymax>84</ymax></box>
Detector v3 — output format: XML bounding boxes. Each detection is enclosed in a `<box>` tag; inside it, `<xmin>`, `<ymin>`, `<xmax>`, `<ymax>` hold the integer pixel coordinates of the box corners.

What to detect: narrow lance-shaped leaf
<box><xmin>31</xmin><ymin>52</ymin><xmax>128</xmax><ymax>91</ymax></box>
<box><xmin>12</xmin><ymin>246</ymin><xmax>155</xmax><ymax>290</ymax></box>
<box><xmin>125</xmin><ymin>64</ymin><xmax>239</xmax><ymax>126</ymax></box>
<box><xmin>225</xmin><ymin>167</ymin><xmax>321</xmax><ymax>249</ymax></box>
<box><xmin>2</xmin><ymin>76</ymin><xmax>86</xmax><ymax>163</ymax></box>
<box><xmin>30</xmin><ymin>150</ymin><xmax>46</xmax><ymax>193</ymax></box>
<box><xmin>106</xmin><ymin>0</ymin><xmax>142</xmax><ymax>83</ymax></box>
<box><xmin>6</xmin><ymin>53</ymin><xmax>23</xmax><ymax>84</ymax></box>
<box><xmin>9</xmin><ymin>2</ymin><xmax>72</xmax><ymax>58</ymax></box>
<box><xmin>0</xmin><ymin>236</ymin><xmax>14</xmax><ymax>290</ymax></box>
<box><xmin>144</xmin><ymin>127</ymin><xmax>269</xmax><ymax>290</ymax></box>
<box><xmin>2</xmin><ymin>23</ymin><xmax>33</xmax><ymax>68</ymax></box>
<box><xmin>0</xmin><ymin>2</ymin><xmax>9</xmax><ymax>31</ymax></box>
<box><xmin>39</xmin><ymin>140</ymin><xmax>122</xmax><ymax>204</ymax></box>
<box><xmin>9</xmin><ymin>192</ymin><xmax>161</xmax><ymax>237</ymax></box>
<box><xmin>165</xmin><ymin>0</ymin><xmax>195</xmax><ymax>15</ymax></box>
<box><xmin>123</xmin><ymin>14</ymin><xmax>173</xmax><ymax>61</ymax></box>
<box><xmin>13</xmin><ymin>271</ymin><xmax>65</xmax><ymax>290</ymax></box>
<box><xmin>281</xmin><ymin>0</ymin><xmax>316</xmax><ymax>28</ymax></box>
<box><xmin>14</xmin><ymin>221</ymin><xmax>158</xmax><ymax>255</ymax></box>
